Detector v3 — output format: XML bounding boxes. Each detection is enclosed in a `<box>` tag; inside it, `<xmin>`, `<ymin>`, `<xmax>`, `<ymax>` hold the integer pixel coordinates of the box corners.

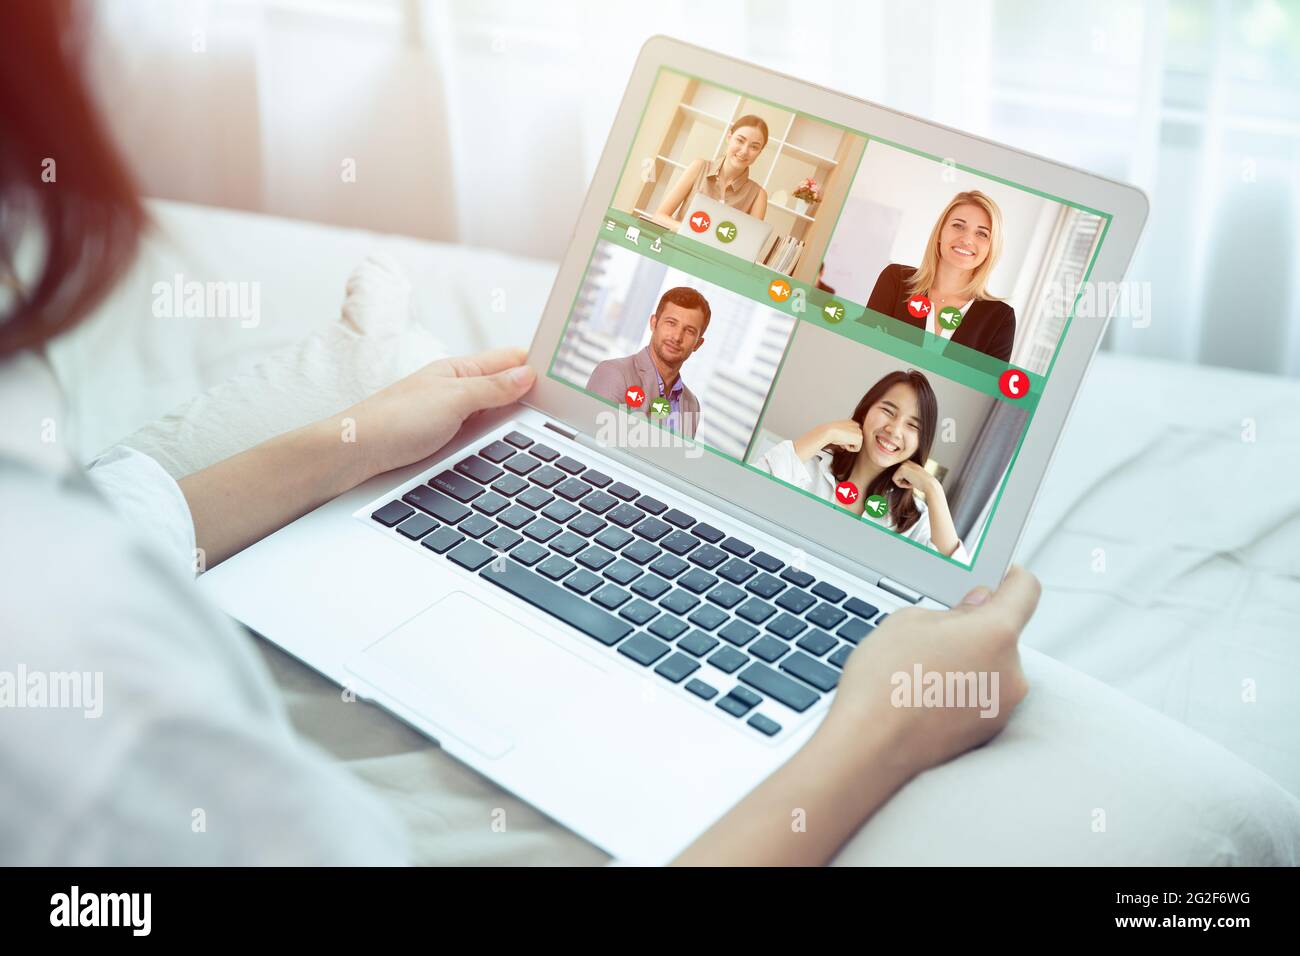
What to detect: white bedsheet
<box><xmin>47</xmin><ymin>199</ymin><xmax>1300</xmax><ymax>862</ymax></box>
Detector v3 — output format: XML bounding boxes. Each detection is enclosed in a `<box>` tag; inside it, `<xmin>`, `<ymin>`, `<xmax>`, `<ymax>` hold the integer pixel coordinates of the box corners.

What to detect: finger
<box><xmin>975</xmin><ymin>565</ymin><xmax>1041</xmax><ymax>634</ymax></box>
<box><xmin>434</xmin><ymin>347</ymin><xmax>529</xmax><ymax>380</ymax></box>
<box><xmin>952</xmin><ymin>585</ymin><xmax>991</xmax><ymax>610</ymax></box>
<box><xmin>451</xmin><ymin>364</ymin><xmax>535</xmax><ymax>416</ymax></box>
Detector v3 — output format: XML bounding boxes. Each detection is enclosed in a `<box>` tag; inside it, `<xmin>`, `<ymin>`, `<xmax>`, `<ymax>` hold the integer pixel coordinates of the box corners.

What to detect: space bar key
<box><xmin>479</xmin><ymin>562</ymin><xmax>633</xmax><ymax>646</ymax></box>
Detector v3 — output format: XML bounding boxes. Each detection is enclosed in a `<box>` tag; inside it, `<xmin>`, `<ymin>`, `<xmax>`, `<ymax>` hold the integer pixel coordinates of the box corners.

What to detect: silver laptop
<box><xmin>676</xmin><ymin>193</ymin><xmax>774</xmax><ymax>264</ymax></box>
<box><xmin>198</xmin><ymin>36</ymin><xmax>1147</xmax><ymax>864</ymax></box>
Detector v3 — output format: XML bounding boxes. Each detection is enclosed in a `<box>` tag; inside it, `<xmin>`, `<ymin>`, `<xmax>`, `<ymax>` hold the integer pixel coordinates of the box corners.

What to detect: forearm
<box><xmin>179</xmin><ymin>418</ymin><xmax>373</xmax><ymax>567</ymax></box>
<box><xmin>671</xmin><ymin>721</ymin><xmax>913</xmax><ymax>866</ymax></box>
<box><xmin>791</xmin><ymin>424</ymin><xmax>831</xmax><ymax>462</ymax></box>
<box><xmin>921</xmin><ymin>482</ymin><xmax>961</xmax><ymax>557</ymax></box>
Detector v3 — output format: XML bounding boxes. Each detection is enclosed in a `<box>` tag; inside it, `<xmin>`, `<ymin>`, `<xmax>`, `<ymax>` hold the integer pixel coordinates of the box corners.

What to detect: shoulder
<box><xmin>876</xmin><ymin>263</ymin><xmax>914</xmax><ymax>288</ymax></box>
<box><xmin>589</xmin><ymin>353</ymin><xmax>636</xmax><ymax>381</ymax></box>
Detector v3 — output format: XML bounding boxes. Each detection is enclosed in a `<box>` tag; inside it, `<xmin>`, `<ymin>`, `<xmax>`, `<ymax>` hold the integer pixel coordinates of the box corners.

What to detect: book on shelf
<box><xmin>762</xmin><ymin>235</ymin><xmax>805</xmax><ymax>276</ymax></box>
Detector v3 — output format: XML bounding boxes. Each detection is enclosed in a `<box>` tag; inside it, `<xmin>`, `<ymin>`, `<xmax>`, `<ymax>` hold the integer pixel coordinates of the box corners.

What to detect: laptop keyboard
<box><xmin>365</xmin><ymin>426</ymin><xmax>898</xmax><ymax>740</ymax></box>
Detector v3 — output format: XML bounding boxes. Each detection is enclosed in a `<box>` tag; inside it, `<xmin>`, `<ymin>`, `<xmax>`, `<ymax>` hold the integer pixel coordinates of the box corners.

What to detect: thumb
<box><xmin>453</xmin><ymin>364</ymin><xmax>535</xmax><ymax>416</ymax></box>
<box><xmin>968</xmin><ymin>565</ymin><xmax>1041</xmax><ymax>633</ymax></box>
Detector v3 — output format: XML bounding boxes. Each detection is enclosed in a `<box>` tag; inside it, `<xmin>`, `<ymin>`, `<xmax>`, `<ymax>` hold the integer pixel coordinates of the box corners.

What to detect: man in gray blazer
<box><xmin>585</xmin><ymin>286</ymin><xmax>709</xmax><ymax>439</ymax></box>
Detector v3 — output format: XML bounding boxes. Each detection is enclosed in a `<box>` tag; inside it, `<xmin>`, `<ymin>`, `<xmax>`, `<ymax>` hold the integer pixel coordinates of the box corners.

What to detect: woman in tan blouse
<box><xmin>652</xmin><ymin>114</ymin><xmax>771</xmax><ymax>228</ymax></box>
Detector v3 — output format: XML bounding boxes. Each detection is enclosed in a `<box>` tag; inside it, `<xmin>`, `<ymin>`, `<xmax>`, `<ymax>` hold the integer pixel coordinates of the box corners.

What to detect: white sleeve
<box><xmin>751</xmin><ymin>439</ymin><xmax>818</xmax><ymax>492</ymax></box>
<box><xmin>86</xmin><ymin>444</ymin><xmax>197</xmax><ymax>577</ymax></box>
<box><xmin>906</xmin><ymin>502</ymin><xmax>970</xmax><ymax>564</ymax></box>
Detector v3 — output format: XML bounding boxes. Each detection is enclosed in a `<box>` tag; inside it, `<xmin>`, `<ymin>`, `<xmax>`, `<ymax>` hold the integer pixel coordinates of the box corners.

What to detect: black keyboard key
<box><xmin>845</xmin><ymin>597</ymin><xmax>879</xmax><ymax>619</ymax></box>
<box><xmin>554</xmin><ymin>455</ymin><xmax>585</xmax><ymax>475</ymax></box>
<box><xmin>807</xmin><ymin>602</ymin><xmax>847</xmax><ymax>630</ymax></box>
<box><xmin>633</xmin><ymin>517</ymin><xmax>672</xmax><ymax>542</ymax></box>
<box><xmin>472</xmin><ymin>491</ymin><xmax>510</xmax><ymax>517</ymax></box>
<box><xmin>780</xmin><ymin>652</ymin><xmax>841</xmax><ymax>692</ymax></box>
<box><xmin>516</xmin><ymin>486</ymin><xmax>553</xmax><ymax>510</ymax></box>
<box><xmin>503</xmin><ymin>430</ymin><xmax>533</xmax><ymax>449</ymax></box>
<box><xmin>765</xmin><ymin>613</ymin><xmax>807</xmax><ymax>641</ymax></box>
<box><xmin>717</xmin><ymin>694</ymin><xmax>752</xmax><ymax>718</ymax></box>
<box><xmin>581</xmin><ymin>469</ymin><xmax>612</xmax><ymax>488</ymax></box>
<box><xmin>479</xmin><ymin>440</ymin><xmax>516</xmax><ymax>464</ymax></box>
<box><xmin>654</xmin><ymin>652</ymin><xmax>700</xmax><ymax>683</ymax></box>
<box><xmin>837</xmin><ymin>619</ymin><xmax>874</xmax><ymax>644</ymax></box>
<box><xmin>541</xmin><ymin>500</ymin><xmax>580</xmax><ymax>524</ymax></box>
<box><xmin>736</xmin><ymin>598</ymin><xmax>777</xmax><ymax>624</ymax></box>
<box><xmin>745</xmin><ymin>573</ymin><xmax>785</xmax><ymax>600</ymax></box>
<box><xmin>720</xmin><ymin>536</ymin><xmax>754</xmax><ymax>558</ymax></box>
<box><xmin>618</xmin><ymin>632</ymin><xmax>670</xmax><ymax>666</ymax></box>
<box><xmin>649</xmin><ymin>616</ymin><xmax>688</xmax><ymax>641</ymax></box>
<box><xmin>649</xmin><ymin>554</ymin><xmax>688</xmax><ymax>579</ymax></box>
<box><xmin>677</xmin><ymin>569</ymin><xmax>717</xmax><ymax>594</ymax></box>
<box><xmin>576</xmin><ymin>546</ymin><xmax>616</xmax><ymax>571</ymax></box>
<box><xmin>446</xmin><ymin>539</ymin><xmax>494</xmax><ymax>571</ymax></box>
<box><xmin>678</xmin><ymin>630</ymin><xmax>719</xmax><ymax>656</ymax></box>
<box><xmin>750</xmin><ymin>551</ymin><xmax>783</xmax><ymax>573</ymax></box>
<box><xmin>607</xmin><ymin>481</ymin><xmax>639</xmax><ymax>502</ymax></box>
<box><xmin>421</xmin><ymin>526</ymin><xmax>465</xmax><ymax>554</ymax></box>
<box><xmin>688</xmin><ymin>545</ymin><xmax>727</xmax><ymax>570</ymax></box>
<box><xmin>509</xmin><ymin>541</ymin><xmax>548</xmax><ymax>566</ymax></box>
<box><xmin>603</xmin><ymin>559</ymin><xmax>642</xmax><ymax>586</ymax></box>
<box><xmin>685</xmin><ymin>678</ymin><xmax>718</xmax><ymax>700</ymax></box>
<box><xmin>492</xmin><ymin>473</ymin><xmax>529</xmax><ymax>497</ymax></box>
<box><xmin>776</xmin><ymin>588</ymin><xmax>815</xmax><ymax>614</ymax></box>
<box><xmin>522</xmin><ymin>518</ymin><xmax>561</xmax><ymax>543</ymax></box>
<box><xmin>404</xmin><ymin>485</ymin><xmax>471</xmax><ymax>524</ymax></box>
<box><xmin>606</xmin><ymin>504</ymin><xmax>644</xmax><ymax>528</ymax></box>
<box><xmin>568</xmin><ymin>513</ymin><xmax>606</xmax><ymax>537</ymax></box>
<box><xmin>497</xmin><ymin>504</ymin><xmax>536</xmax><ymax>529</ymax></box>
<box><xmin>718</xmin><ymin>619</ymin><xmax>758</xmax><ymax>647</ymax></box>
<box><xmin>529</xmin><ymin>465</ymin><xmax>565</xmax><ymax>488</ymax></box>
<box><xmin>687</xmin><ymin>605</ymin><xmax>728</xmax><ymax>631</ymax></box>
<box><xmin>554</xmin><ymin>477</ymin><xmax>591</xmax><ymax>501</ymax></box>
<box><xmin>739</xmin><ymin>662</ymin><xmax>819</xmax><ymax>713</ymax></box>
<box><xmin>876</xmin><ymin>613</ymin><xmax>890</xmax><ymax>625</ymax></box>
<box><xmin>708</xmin><ymin>647</ymin><xmax>749</xmax><ymax>674</ymax></box>
<box><xmin>395</xmin><ymin>513</ymin><xmax>437</xmax><ymax>539</ymax></box>
<box><xmin>484</xmin><ymin>527</ymin><xmax>522</xmax><ymax>551</ymax></box>
<box><xmin>660</xmin><ymin>531</ymin><xmax>699</xmax><ymax>556</ymax></box>
<box><xmin>780</xmin><ymin>567</ymin><xmax>815</xmax><ymax>589</ymax></box>
<box><xmin>432</xmin><ymin>469</ymin><xmax>485</xmax><ymax>503</ymax></box>
<box><xmin>458</xmin><ymin>514</ymin><xmax>495</xmax><ymax>538</ymax></box>
<box><xmin>631</xmin><ymin>574</ymin><xmax>671</xmax><ymax>600</ymax></box>
<box><xmin>537</xmin><ymin>555</ymin><xmax>575</xmax><ymax>581</ymax></box>
<box><xmin>622</xmin><ymin>540</ymin><xmax>660</xmax><ymax>565</ymax></box>
<box><xmin>455</xmin><ymin>455</ymin><xmax>503</xmax><ymax>485</ymax></box>
<box><xmin>692</xmin><ymin>522</ymin><xmax>725</xmax><ymax>544</ymax></box>
<box><xmin>706</xmin><ymin>582</ymin><xmax>747</xmax><ymax>609</ymax></box>
<box><xmin>549</xmin><ymin>531</ymin><xmax>588</xmax><ymax>557</ymax></box>
<box><xmin>529</xmin><ymin>443</ymin><xmax>559</xmax><ymax>462</ymax></box>
<box><xmin>635</xmin><ymin>495</ymin><xmax>668</xmax><ymax>515</ymax></box>
<box><xmin>717</xmin><ymin>558</ymin><xmax>757</xmax><ymax>584</ymax></box>
<box><xmin>812</xmin><ymin>581</ymin><xmax>847</xmax><ymax>603</ymax></box>
<box><xmin>797</xmin><ymin>629</ymin><xmax>838</xmax><ymax>657</ymax></box>
<box><xmin>659</xmin><ymin>589</ymin><xmax>699</xmax><ymax>615</ymax></box>
<box><xmin>828</xmin><ymin>644</ymin><xmax>853</xmax><ymax>668</ymax></box>
<box><xmin>595</xmin><ymin>526</ymin><xmax>634</xmax><ymax>551</ymax></box>
<box><xmin>480</xmin><ymin>561</ymin><xmax>631</xmax><ymax>646</ymax></box>
<box><xmin>662</xmin><ymin>508</ymin><xmax>696</xmax><ymax>529</ymax></box>
<box><xmin>747</xmin><ymin>713</ymin><xmax>782</xmax><ymax>736</ymax></box>
<box><xmin>563</xmin><ymin>569</ymin><xmax>603</xmax><ymax>595</ymax></box>
<box><xmin>372</xmin><ymin>500</ymin><xmax>414</xmax><ymax>527</ymax></box>
<box><xmin>503</xmin><ymin>453</ymin><xmax>541</xmax><ymax>476</ymax></box>
<box><xmin>580</xmin><ymin>490</ymin><xmax>617</xmax><ymax>514</ymax></box>
<box><xmin>730</xmin><ymin>685</ymin><xmax>762</xmax><ymax>708</ymax></box>
<box><xmin>750</xmin><ymin>636</ymin><xmax>790</xmax><ymax>663</ymax></box>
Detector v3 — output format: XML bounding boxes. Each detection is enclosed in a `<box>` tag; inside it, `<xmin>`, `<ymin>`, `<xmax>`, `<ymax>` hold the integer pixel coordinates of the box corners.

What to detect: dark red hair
<box><xmin>0</xmin><ymin>0</ymin><xmax>145</xmax><ymax>357</ymax></box>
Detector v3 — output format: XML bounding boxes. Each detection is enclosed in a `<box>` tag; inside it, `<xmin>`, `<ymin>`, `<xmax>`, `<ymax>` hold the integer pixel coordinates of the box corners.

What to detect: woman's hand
<box><xmin>818</xmin><ymin>565</ymin><xmax>1038</xmax><ymax>780</ymax></box>
<box><xmin>341</xmin><ymin>347</ymin><xmax>536</xmax><ymax>481</ymax></box>
<box><xmin>890</xmin><ymin>460</ymin><xmax>963</xmax><ymax>557</ymax></box>
<box><xmin>181</xmin><ymin>348</ymin><xmax>534</xmax><ymax>567</ymax></box>
<box><xmin>891</xmin><ymin>459</ymin><xmax>936</xmax><ymax>494</ymax></box>
<box><xmin>671</xmin><ymin>567</ymin><xmax>1039</xmax><ymax>866</ymax></box>
<box><xmin>793</xmin><ymin>419</ymin><xmax>862</xmax><ymax>461</ymax></box>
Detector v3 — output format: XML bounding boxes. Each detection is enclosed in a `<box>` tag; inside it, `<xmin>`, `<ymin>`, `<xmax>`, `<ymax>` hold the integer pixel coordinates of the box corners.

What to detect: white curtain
<box><xmin>87</xmin><ymin>0</ymin><xmax>1300</xmax><ymax>375</ymax></box>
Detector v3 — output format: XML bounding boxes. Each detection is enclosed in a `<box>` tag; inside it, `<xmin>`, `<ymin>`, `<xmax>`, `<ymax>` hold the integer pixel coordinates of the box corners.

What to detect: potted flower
<box><xmin>791</xmin><ymin>177</ymin><xmax>821</xmax><ymax>215</ymax></box>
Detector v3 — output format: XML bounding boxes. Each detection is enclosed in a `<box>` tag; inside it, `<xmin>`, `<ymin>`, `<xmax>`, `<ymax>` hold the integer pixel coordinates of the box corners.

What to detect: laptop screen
<box><xmin>545</xmin><ymin>66</ymin><xmax>1111</xmax><ymax>570</ymax></box>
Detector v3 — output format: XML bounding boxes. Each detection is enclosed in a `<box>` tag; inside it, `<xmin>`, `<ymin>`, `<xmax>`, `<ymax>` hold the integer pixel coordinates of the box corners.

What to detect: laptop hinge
<box><xmin>877</xmin><ymin>577</ymin><xmax>923</xmax><ymax>604</ymax></box>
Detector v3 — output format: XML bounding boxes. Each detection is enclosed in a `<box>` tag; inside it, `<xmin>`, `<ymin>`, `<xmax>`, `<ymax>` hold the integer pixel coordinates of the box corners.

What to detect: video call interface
<box><xmin>548</xmin><ymin>67</ymin><xmax>1112</xmax><ymax>569</ymax></box>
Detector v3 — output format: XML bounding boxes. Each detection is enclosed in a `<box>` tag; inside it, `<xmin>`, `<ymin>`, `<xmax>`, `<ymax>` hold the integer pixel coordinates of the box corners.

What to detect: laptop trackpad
<box><xmin>345</xmin><ymin>589</ymin><xmax>601</xmax><ymax>760</ymax></box>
